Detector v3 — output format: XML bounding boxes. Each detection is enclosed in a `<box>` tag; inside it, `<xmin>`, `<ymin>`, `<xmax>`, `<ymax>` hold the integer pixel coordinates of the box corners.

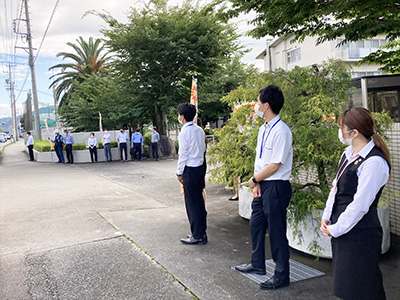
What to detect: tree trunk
<box><xmin>154</xmin><ymin>105</ymin><xmax>167</xmax><ymax>135</ymax></box>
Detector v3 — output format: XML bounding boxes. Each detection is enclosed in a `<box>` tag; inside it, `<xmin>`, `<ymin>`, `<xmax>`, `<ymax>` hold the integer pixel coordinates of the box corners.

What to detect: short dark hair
<box><xmin>27</xmin><ymin>131</ymin><xmax>31</xmax><ymax>135</ymax></box>
<box><xmin>91</xmin><ymin>132</ymin><xmax>95</xmax><ymax>136</ymax></box>
<box><xmin>136</xmin><ymin>128</ymin><xmax>140</xmax><ymax>132</ymax></box>
<box><xmin>259</xmin><ymin>85</ymin><xmax>284</xmax><ymax>114</ymax></box>
<box><xmin>153</xmin><ymin>126</ymin><xmax>157</xmax><ymax>130</ymax></box>
<box><xmin>178</xmin><ymin>103</ymin><xmax>196</xmax><ymax>122</ymax></box>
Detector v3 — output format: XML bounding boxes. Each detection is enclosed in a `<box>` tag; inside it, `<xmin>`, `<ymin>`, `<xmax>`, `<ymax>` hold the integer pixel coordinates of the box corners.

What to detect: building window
<box><xmin>368</xmin><ymin>91</ymin><xmax>399</xmax><ymax>122</ymax></box>
<box><xmin>336</xmin><ymin>39</ymin><xmax>388</xmax><ymax>59</ymax></box>
<box><xmin>351</xmin><ymin>71</ymin><xmax>384</xmax><ymax>78</ymax></box>
<box><xmin>287</xmin><ymin>48</ymin><xmax>301</xmax><ymax>64</ymax></box>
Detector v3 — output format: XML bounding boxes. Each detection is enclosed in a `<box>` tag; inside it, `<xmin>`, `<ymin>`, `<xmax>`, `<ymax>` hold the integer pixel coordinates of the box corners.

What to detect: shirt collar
<box><xmin>345</xmin><ymin>139</ymin><xmax>375</xmax><ymax>159</ymax></box>
<box><xmin>183</xmin><ymin>121</ymin><xmax>194</xmax><ymax>128</ymax></box>
<box><xmin>264</xmin><ymin>115</ymin><xmax>280</xmax><ymax>128</ymax></box>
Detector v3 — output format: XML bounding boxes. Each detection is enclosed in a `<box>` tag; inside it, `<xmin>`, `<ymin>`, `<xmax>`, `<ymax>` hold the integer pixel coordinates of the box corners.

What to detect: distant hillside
<box><xmin>0</xmin><ymin>116</ymin><xmax>22</xmax><ymax>132</ymax></box>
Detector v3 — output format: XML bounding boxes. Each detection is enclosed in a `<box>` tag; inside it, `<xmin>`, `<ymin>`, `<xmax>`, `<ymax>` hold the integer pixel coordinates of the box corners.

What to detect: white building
<box><xmin>256</xmin><ymin>35</ymin><xmax>387</xmax><ymax>78</ymax></box>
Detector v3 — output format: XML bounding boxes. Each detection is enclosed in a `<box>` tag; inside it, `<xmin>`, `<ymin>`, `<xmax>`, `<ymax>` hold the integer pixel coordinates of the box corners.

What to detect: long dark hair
<box><xmin>338</xmin><ymin>107</ymin><xmax>391</xmax><ymax>173</ymax></box>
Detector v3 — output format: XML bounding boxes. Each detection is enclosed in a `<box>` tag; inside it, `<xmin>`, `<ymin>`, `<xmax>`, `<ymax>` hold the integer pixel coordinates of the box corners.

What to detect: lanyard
<box><xmin>334</xmin><ymin>154</ymin><xmax>361</xmax><ymax>192</ymax></box>
<box><xmin>259</xmin><ymin>118</ymin><xmax>280</xmax><ymax>158</ymax></box>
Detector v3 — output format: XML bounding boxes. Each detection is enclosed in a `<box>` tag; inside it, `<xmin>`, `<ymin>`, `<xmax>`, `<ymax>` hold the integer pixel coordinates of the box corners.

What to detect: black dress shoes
<box><xmin>259</xmin><ymin>276</ymin><xmax>290</xmax><ymax>290</ymax></box>
<box><xmin>234</xmin><ymin>263</ymin><xmax>266</xmax><ymax>275</ymax></box>
<box><xmin>180</xmin><ymin>234</ymin><xmax>207</xmax><ymax>245</ymax></box>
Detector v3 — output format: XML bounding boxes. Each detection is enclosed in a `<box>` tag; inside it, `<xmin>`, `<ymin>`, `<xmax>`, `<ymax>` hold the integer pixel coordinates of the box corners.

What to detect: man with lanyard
<box><xmin>176</xmin><ymin>103</ymin><xmax>207</xmax><ymax>245</ymax></box>
<box><xmin>117</xmin><ymin>128</ymin><xmax>128</xmax><ymax>162</ymax></box>
<box><xmin>151</xmin><ymin>126</ymin><xmax>160</xmax><ymax>161</ymax></box>
<box><xmin>49</xmin><ymin>130</ymin><xmax>65</xmax><ymax>164</ymax></box>
<box><xmin>103</xmin><ymin>129</ymin><xmax>112</xmax><ymax>162</ymax></box>
<box><xmin>235</xmin><ymin>85</ymin><xmax>293</xmax><ymax>290</ymax></box>
<box><xmin>64</xmin><ymin>129</ymin><xmax>74</xmax><ymax>164</ymax></box>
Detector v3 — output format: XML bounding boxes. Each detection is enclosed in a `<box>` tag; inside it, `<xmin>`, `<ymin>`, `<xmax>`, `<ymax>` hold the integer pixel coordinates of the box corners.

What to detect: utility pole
<box><xmin>24</xmin><ymin>0</ymin><xmax>41</xmax><ymax>140</ymax></box>
<box><xmin>5</xmin><ymin>64</ymin><xmax>18</xmax><ymax>141</ymax></box>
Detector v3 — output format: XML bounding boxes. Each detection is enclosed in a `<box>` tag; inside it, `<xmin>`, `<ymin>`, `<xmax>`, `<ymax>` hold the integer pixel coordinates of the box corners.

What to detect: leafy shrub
<box><xmin>143</xmin><ymin>134</ymin><xmax>152</xmax><ymax>146</ymax></box>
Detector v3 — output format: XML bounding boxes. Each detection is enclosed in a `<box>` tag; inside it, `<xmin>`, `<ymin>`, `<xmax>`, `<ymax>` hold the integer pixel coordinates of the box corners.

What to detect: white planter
<box><xmin>238</xmin><ymin>185</ymin><xmax>391</xmax><ymax>258</ymax></box>
<box><xmin>31</xmin><ymin>148</ymin><xmax>120</xmax><ymax>163</ymax></box>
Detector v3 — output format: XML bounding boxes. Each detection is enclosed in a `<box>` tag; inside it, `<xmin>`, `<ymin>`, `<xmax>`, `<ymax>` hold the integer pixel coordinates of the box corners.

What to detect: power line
<box><xmin>34</xmin><ymin>0</ymin><xmax>60</xmax><ymax>62</ymax></box>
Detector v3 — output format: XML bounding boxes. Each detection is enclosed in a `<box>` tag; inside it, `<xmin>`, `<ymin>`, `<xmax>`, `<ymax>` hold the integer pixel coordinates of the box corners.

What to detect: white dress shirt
<box><xmin>87</xmin><ymin>137</ymin><xmax>98</xmax><ymax>147</ymax></box>
<box><xmin>26</xmin><ymin>135</ymin><xmax>34</xmax><ymax>146</ymax></box>
<box><xmin>177</xmin><ymin>121</ymin><xmax>206</xmax><ymax>175</ymax></box>
<box><xmin>322</xmin><ymin>139</ymin><xmax>390</xmax><ymax>238</ymax></box>
<box><xmin>103</xmin><ymin>132</ymin><xmax>111</xmax><ymax>144</ymax></box>
<box><xmin>254</xmin><ymin>115</ymin><xmax>293</xmax><ymax>181</ymax></box>
<box><xmin>117</xmin><ymin>132</ymin><xmax>128</xmax><ymax>143</ymax></box>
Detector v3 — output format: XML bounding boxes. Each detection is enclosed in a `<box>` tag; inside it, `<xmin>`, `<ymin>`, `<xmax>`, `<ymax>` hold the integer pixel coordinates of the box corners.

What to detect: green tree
<box><xmin>199</xmin><ymin>55</ymin><xmax>259</xmax><ymax>124</ymax></box>
<box><xmin>59</xmin><ymin>74</ymin><xmax>135</xmax><ymax>131</ymax></box>
<box><xmin>93</xmin><ymin>0</ymin><xmax>242</xmax><ymax>135</ymax></box>
<box><xmin>49</xmin><ymin>36</ymin><xmax>109</xmax><ymax>108</ymax></box>
<box><xmin>223</xmin><ymin>0</ymin><xmax>400</xmax><ymax>73</ymax></box>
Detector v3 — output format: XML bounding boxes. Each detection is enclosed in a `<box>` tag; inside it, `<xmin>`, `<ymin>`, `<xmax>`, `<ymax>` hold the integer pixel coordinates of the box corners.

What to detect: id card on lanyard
<box><xmin>259</xmin><ymin>118</ymin><xmax>281</xmax><ymax>158</ymax></box>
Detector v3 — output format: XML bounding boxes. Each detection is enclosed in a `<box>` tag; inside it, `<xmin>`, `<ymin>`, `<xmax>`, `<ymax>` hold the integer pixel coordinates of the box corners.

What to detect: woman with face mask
<box><xmin>320</xmin><ymin>107</ymin><xmax>391</xmax><ymax>300</ymax></box>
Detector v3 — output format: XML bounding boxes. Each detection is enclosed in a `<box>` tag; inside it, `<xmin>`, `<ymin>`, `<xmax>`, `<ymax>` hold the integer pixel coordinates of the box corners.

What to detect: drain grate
<box><xmin>232</xmin><ymin>259</ymin><xmax>325</xmax><ymax>284</ymax></box>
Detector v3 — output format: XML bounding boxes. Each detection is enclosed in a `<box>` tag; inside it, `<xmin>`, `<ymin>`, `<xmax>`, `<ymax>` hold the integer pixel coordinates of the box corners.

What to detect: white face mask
<box><xmin>178</xmin><ymin>115</ymin><xmax>183</xmax><ymax>125</ymax></box>
<box><xmin>338</xmin><ymin>128</ymin><xmax>354</xmax><ymax>146</ymax></box>
<box><xmin>254</xmin><ymin>103</ymin><xmax>266</xmax><ymax>118</ymax></box>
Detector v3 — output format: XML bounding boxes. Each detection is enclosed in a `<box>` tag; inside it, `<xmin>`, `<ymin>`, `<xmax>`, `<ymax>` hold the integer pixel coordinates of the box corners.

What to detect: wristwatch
<box><xmin>252</xmin><ymin>176</ymin><xmax>258</xmax><ymax>184</ymax></box>
<box><xmin>176</xmin><ymin>174</ymin><xmax>182</xmax><ymax>177</ymax></box>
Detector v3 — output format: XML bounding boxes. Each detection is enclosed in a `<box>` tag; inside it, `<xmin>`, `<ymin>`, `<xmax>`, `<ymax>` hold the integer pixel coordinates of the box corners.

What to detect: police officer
<box><xmin>49</xmin><ymin>130</ymin><xmax>65</xmax><ymax>163</ymax></box>
<box><xmin>235</xmin><ymin>85</ymin><xmax>293</xmax><ymax>290</ymax></box>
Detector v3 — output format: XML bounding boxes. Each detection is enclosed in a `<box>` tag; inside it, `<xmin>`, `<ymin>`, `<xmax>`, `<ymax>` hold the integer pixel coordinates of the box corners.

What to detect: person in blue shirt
<box><xmin>49</xmin><ymin>130</ymin><xmax>65</xmax><ymax>163</ymax></box>
<box><xmin>151</xmin><ymin>126</ymin><xmax>160</xmax><ymax>161</ymax></box>
<box><xmin>131</xmin><ymin>128</ymin><xmax>144</xmax><ymax>161</ymax></box>
<box><xmin>64</xmin><ymin>129</ymin><xmax>74</xmax><ymax>164</ymax></box>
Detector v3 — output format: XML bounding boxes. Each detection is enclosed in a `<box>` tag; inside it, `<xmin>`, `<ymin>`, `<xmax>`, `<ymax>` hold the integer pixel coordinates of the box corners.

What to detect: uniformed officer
<box><xmin>235</xmin><ymin>85</ymin><xmax>293</xmax><ymax>290</ymax></box>
<box><xmin>49</xmin><ymin>130</ymin><xmax>65</xmax><ymax>163</ymax></box>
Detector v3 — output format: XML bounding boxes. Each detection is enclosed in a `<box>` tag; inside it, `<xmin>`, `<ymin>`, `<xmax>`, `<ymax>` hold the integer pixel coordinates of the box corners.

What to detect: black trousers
<box><xmin>89</xmin><ymin>146</ymin><xmax>98</xmax><ymax>162</ymax></box>
<box><xmin>132</xmin><ymin>143</ymin><xmax>142</xmax><ymax>160</ymax></box>
<box><xmin>65</xmin><ymin>144</ymin><xmax>73</xmax><ymax>163</ymax></box>
<box><xmin>183</xmin><ymin>166</ymin><xmax>207</xmax><ymax>239</ymax></box>
<box><xmin>28</xmin><ymin>145</ymin><xmax>34</xmax><ymax>161</ymax></box>
<box><xmin>151</xmin><ymin>143</ymin><xmax>159</xmax><ymax>159</ymax></box>
<box><xmin>250</xmin><ymin>180</ymin><xmax>291</xmax><ymax>280</ymax></box>
<box><xmin>120</xmin><ymin>143</ymin><xmax>127</xmax><ymax>160</ymax></box>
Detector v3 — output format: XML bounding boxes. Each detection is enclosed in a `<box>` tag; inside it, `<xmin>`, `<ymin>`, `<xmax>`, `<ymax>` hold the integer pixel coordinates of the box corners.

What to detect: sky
<box><xmin>0</xmin><ymin>0</ymin><xmax>267</xmax><ymax>118</ymax></box>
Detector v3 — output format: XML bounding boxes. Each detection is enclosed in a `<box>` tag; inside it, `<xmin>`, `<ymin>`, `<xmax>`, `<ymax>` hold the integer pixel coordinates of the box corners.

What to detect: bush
<box><xmin>143</xmin><ymin>134</ymin><xmax>152</xmax><ymax>146</ymax></box>
<box><xmin>72</xmin><ymin>143</ymin><xmax>87</xmax><ymax>150</ymax></box>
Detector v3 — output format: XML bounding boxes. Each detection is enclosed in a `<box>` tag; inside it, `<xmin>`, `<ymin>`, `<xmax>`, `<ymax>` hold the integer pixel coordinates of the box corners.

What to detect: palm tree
<box><xmin>49</xmin><ymin>36</ymin><xmax>108</xmax><ymax>108</ymax></box>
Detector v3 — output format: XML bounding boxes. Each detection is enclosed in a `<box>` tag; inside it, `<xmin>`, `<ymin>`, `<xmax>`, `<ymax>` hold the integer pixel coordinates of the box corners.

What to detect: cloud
<box><xmin>1</xmin><ymin>0</ymin><xmax>266</xmax><ymax>106</ymax></box>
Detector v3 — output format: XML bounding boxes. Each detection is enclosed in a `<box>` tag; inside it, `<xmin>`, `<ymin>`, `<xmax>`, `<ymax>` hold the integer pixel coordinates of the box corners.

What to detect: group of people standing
<box><xmin>36</xmin><ymin>127</ymin><xmax>161</xmax><ymax>164</ymax></box>
<box><xmin>177</xmin><ymin>85</ymin><xmax>390</xmax><ymax>300</ymax></box>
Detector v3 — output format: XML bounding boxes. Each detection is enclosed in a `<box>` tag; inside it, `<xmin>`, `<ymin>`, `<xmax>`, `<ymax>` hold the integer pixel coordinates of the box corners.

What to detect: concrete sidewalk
<box><xmin>1</xmin><ymin>141</ymin><xmax>399</xmax><ymax>299</ymax></box>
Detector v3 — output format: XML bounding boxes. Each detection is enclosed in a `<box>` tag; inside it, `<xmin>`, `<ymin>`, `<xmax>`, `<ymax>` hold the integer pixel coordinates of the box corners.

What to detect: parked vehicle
<box><xmin>0</xmin><ymin>133</ymin><xmax>6</xmax><ymax>143</ymax></box>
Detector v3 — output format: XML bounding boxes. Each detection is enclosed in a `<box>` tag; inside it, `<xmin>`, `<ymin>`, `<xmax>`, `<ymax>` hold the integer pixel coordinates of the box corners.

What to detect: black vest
<box><xmin>331</xmin><ymin>146</ymin><xmax>388</xmax><ymax>230</ymax></box>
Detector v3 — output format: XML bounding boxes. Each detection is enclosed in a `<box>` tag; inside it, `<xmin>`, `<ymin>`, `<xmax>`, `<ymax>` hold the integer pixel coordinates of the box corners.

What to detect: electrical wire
<box><xmin>34</xmin><ymin>0</ymin><xmax>60</xmax><ymax>62</ymax></box>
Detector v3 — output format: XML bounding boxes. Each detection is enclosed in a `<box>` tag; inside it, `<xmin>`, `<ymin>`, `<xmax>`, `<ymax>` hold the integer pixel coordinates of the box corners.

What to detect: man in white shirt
<box><xmin>117</xmin><ymin>128</ymin><xmax>128</xmax><ymax>162</ymax></box>
<box><xmin>235</xmin><ymin>85</ymin><xmax>293</xmax><ymax>290</ymax></box>
<box><xmin>26</xmin><ymin>131</ymin><xmax>34</xmax><ymax>161</ymax></box>
<box><xmin>176</xmin><ymin>103</ymin><xmax>207</xmax><ymax>245</ymax></box>
<box><xmin>103</xmin><ymin>129</ymin><xmax>112</xmax><ymax>162</ymax></box>
<box><xmin>151</xmin><ymin>126</ymin><xmax>160</xmax><ymax>161</ymax></box>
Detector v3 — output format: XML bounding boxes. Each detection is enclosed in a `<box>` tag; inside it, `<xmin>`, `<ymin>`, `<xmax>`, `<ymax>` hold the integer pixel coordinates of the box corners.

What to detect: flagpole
<box><xmin>45</xmin><ymin>119</ymin><xmax>54</xmax><ymax>163</ymax></box>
